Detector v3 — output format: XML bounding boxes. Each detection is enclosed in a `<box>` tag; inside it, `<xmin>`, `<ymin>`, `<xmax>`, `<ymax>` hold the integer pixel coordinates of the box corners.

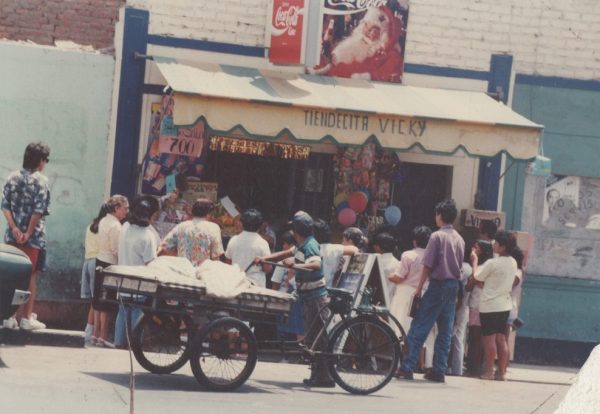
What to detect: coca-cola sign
<box><xmin>269</xmin><ymin>0</ymin><xmax>306</xmax><ymax>65</ymax></box>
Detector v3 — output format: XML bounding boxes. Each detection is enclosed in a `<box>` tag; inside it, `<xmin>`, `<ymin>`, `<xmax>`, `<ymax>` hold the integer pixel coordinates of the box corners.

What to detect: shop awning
<box><xmin>154</xmin><ymin>58</ymin><xmax>543</xmax><ymax>160</ymax></box>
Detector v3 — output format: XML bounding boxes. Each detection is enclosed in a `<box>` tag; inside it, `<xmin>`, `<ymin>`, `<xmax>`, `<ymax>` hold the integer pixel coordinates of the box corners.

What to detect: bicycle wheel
<box><xmin>379</xmin><ymin>312</ymin><xmax>407</xmax><ymax>363</ymax></box>
<box><xmin>131</xmin><ymin>312</ymin><xmax>193</xmax><ymax>374</ymax></box>
<box><xmin>189</xmin><ymin>317</ymin><xmax>257</xmax><ymax>391</ymax></box>
<box><xmin>327</xmin><ymin>316</ymin><xmax>400</xmax><ymax>395</ymax></box>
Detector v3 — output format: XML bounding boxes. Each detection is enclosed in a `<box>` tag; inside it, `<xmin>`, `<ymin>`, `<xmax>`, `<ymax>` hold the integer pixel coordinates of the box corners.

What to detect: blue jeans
<box><xmin>114</xmin><ymin>304</ymin><xmax>143</xmax><ymax>347</ymax></box>
<box><xmin>401</xmin><ymin>279</ymin><xmax>459</xmax><ymax>375</ymax></box>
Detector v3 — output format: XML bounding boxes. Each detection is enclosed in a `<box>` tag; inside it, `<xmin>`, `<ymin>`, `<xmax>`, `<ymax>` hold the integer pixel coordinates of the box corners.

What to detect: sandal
<box><xmin>480</xmin><ymin>373</ymin><xmax>495</xmax><ymax>380</ymax></box>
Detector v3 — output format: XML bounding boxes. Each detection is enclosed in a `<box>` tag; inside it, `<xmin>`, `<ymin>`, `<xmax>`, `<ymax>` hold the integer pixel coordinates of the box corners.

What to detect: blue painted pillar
<box><xmin>477</xmin><ymin>54</ymin><xmax>513</xmax><ymax>210</ymax></box>
<box><xmin>110</xmin><ymin>8</ymin><xmax>149</xmax><ymax>199</ymax></box>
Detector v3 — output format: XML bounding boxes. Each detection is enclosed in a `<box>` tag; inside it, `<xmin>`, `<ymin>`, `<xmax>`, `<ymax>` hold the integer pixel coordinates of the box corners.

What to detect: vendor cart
<box><xmin>99</xmin><ymin>260</ymin><xmax>402</xmax><ymax>395</ymax></box>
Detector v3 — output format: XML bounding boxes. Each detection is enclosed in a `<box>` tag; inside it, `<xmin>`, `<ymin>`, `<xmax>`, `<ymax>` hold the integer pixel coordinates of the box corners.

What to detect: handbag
<box><xmin>408</xmin><ymin>294</ymin><xmax>421</xmax><ymax>318</ymax></box>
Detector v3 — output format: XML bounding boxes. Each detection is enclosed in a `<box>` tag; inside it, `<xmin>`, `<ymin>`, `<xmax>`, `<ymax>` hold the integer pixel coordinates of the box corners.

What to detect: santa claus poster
<box><xmin>313</xmin><ymin>0</ymin><xmax>409</xmax><ymax>83</ymax></box>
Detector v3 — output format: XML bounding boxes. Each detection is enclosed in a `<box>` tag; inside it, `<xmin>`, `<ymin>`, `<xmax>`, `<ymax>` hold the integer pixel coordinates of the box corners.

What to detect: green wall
<box><xmin>505</xmin><ymin>81</ymin><xmax>600</xmax><ymax>345</ymax></box>
<box><xmin>0</xmin><ymin>42</ymin><xmax>114</xmax><ymax>301</ymax></box>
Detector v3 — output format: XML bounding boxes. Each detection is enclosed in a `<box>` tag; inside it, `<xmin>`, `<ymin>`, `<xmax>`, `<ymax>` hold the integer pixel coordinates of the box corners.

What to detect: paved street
<box><xmin>0</xmin><ymin>345</ymin><xmax>577</xmax><ymax>414</ymax></box>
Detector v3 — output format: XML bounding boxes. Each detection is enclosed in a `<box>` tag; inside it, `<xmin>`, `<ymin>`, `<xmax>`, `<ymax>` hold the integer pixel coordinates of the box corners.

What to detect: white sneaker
<box><xmin>2</xmin><ymin>316</ymin><xmax>19</xmax><ymax>329</ymax></box>
<box><xmin>20</xmin><ymin>314</ymin><xmax>46</xmax><ymax>330</ymax></box>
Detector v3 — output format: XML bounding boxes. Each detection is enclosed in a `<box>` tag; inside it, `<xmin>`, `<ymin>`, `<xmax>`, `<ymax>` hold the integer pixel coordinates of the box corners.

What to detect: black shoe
<box><xmin>302</xmin><ymin>378</ymin><xmax>336</xmax><ymax>388</ymax></box>
<box><xmin>423</xmin><ymin>370</ymin><xmax>445</xmax><ymax>383</ymax></box>
<box><xmin>394</xmin><ymin>369</ymin><xmax>414</xmax><ymax>380</ymax></box>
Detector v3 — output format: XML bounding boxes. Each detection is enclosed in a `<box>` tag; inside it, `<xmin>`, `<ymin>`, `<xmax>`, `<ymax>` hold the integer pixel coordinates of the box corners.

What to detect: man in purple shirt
<box><xmin>396</xmin><ymin>199</ymin><xmax>465</xmax><ymax>383</ymax></box>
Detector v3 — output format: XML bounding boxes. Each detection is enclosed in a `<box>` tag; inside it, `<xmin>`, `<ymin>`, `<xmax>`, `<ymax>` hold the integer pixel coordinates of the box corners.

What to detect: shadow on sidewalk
<box><xmin>251</xmin><ymin>379</ymin><xmax>393</xmax><ymax>397</ymax></box>
<box><xmin>82</xmin><ymin>371</ymin><xmax>273</xmax><ymax>394</ymax></box>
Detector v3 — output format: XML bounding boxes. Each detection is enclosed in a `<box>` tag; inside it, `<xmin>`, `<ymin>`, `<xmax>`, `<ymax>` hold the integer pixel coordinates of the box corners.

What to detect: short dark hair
<box><xmin>129</xmin><ymin>200</ymin><xmax>153</xmax><ymax>227</ymax></box>
<box><xmin>191</xmin><ymin>197</ymin><xmax>214</xmax><ymax>217</ymax></box>
<box><xmin>494</xmin><ymin>230</ymin><xmax>516</xmax><ymax>255</ymax></box>
<box><xmin>435</xmin><ymin>199</ymin><xmax>458</xmax><ymax>224</ymax></box>
<box><xmin>280</xmin><ymin>230</ymin><xmax>296</xmax><ymax>247</ymax></box>
<box><xmin>412</xmin><ymin>226</ymin><xmax>432</xmax><ymax>248</ymax></box>
<box><xmin>241</xmin><ymin>208</ymin><xmax>263</xmax><ymax>232</ymax></box>
<box><xmin>373</xmin><ymin>232</ymin><xmax>395</xmax><ymax>253</ymax></box>
<box><xmin>313</xmin><ymin>218</ymin><xmax>331</xmax><ymax>244</ymax></box>
<box><xmin>343</xmin><ymin>227</ymin><xmax>366</xmax><ymax>249</ymax></box>
<box><xmin>511</xmin><ymin>245</ymin><xmax>524</xmax><ymax>270</ymax></box>
<box><xmin>23</xmin><ymin>142</ymin><xmax>50</xmax><ymax>170</ymax></box>
<box><xmin>479</xmin><ymin>219</ymin><xmax>497</xmax><ymax>239</ymax></box>
<box><xmin>292</xmin><ymin>211</ymin><xmax>314</xmax><ymax>237</ymax></box>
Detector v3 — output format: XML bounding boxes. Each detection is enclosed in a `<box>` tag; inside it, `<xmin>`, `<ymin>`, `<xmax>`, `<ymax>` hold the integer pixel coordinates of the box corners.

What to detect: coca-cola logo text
<box><xmin>325</xmin><ymin>0</ymin><xmax>387</xmax><ymax>13</ymax></box>
<box><xmin>273</xmin><ymin>6</ymin><xmax>301</xmax><ymax>36</ymax></box>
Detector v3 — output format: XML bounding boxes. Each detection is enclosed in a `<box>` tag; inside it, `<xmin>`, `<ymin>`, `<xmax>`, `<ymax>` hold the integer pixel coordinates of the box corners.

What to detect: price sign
<box><xmin>158</xmin><ymin>136</ymin><xmax>203</xmax><ymax>157</ymax></box>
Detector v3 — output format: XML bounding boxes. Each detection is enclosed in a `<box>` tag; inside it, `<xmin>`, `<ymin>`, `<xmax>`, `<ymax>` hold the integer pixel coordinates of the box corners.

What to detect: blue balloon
<box><xmin>336</xmin><ymin>201</ymin><xmax>350</xmax><ymax>214</ymax></box>
<box><xmin>384</xmin><ymin>205</ymin><xmax>402</xmax><ymax>225</ymax></box>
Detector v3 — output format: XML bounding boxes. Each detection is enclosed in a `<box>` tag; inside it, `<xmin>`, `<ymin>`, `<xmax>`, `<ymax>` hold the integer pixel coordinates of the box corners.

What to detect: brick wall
<box><xmin>128</xmin><ymin>0</ymin><xmax>269</xmax><ymax>47</ymax></box>
<box><xmin>129</xmin><ymin>0</ymin><xmax>600</xmax><ymax>79</ymax></box>
<box><xmin>0</xmin><ymin>0</ymin><xmax>124</xmax><ymax>51</ymax></box>
<box><xmin>406</xmin><ymin>0</ymin><xmax>600</xmax><ymax>79</ymax></box>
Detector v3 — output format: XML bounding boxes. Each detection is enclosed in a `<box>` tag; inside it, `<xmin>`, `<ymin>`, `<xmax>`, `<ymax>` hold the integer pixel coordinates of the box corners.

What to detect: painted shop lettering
<box><xmin>303</xmin><ymin>109</ymin><xmax>427</xmax><ymax>137</ymax></box>
<box><xmin>304</xmin><ymin>110</ymin><xmax>369</xmax><ymax>131</ymax></box>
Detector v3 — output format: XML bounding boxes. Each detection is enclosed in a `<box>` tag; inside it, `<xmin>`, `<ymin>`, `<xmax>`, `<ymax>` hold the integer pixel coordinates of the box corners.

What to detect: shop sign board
<box><xmin>311</xmin><ymin>0</ymin><xmax>409</xmax><ymax>83</ymax></box>
<box><xmin>269</xmin><ymin>0</ymin><xmax>306</xmax><ymax>65</ymax></box>
<box><xmin>184</xmin><ymin>180</ymin><xmax>218</xmax><ymax>204</ymax></box>
<box><xmin>158</xmin><ymin>136</ymin><xmax>203</xmax><ymax>157</ymax></box>
<box><xmin>461</xmin><ymin>209</ymin><xmax>505</xmax><ymax>230</ymax></box>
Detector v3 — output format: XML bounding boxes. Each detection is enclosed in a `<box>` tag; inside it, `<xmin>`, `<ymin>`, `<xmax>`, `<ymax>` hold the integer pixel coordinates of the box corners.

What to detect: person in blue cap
<box><xmin>255</xmin><ymin>211</ymin><xmax>335</xmax><ymax>388</ymax></box>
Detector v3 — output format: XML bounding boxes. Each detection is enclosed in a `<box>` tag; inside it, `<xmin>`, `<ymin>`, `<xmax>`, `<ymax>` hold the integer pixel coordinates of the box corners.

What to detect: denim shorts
<box><xmin>80</xmin><ymin>258</ymin><xmax>96</xmax><ymax>299</ymax></box>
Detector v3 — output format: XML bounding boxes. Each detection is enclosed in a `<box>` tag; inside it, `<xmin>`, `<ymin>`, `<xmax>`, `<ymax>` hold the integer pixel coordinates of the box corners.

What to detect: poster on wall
<box><xmin>141</xmin><ymin>95</ymin><xmax>209</xmax><ymax>196</ymax></box>
<box><xmin>543</xmin><ymin>175</ymin><xmax>600</xmax><ymax>230</ymax></box>
<box><xmin>269</xmin><ymin>0</ymin><xmax>306</xmax><ymax>65</ymax></box>
<box><xmin>311</xmin><ymin>0</ymin><xmax>409</xmax><ymax>83</ymax></box>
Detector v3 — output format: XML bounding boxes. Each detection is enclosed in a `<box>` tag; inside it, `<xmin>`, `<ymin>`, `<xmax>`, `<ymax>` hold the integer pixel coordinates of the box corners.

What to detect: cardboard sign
<box><xmin>183</xmin><ymin>180</ymin><xmax>218</xmax><ymax>204</ymax></box>
<box><xmin>158</xmin><ymin>135</ymin><xmax>203</xmax><ymax>157</ymax></box>
<box><xmin>269</xmin><ymin>0</ymin><xmax>306</xmax><ymax>65</ymax></box>
<box><xmin>461</xmin><ymin>209</ymin><xmax>505</xmax><ymax>230</ymax></box>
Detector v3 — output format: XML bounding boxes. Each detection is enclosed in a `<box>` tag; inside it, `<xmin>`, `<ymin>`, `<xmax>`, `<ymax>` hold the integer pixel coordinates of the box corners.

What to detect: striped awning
<box><xmin>153</xmin><ymin>58</ymin><xmax>543</xmax><ymax>160</ymax></box>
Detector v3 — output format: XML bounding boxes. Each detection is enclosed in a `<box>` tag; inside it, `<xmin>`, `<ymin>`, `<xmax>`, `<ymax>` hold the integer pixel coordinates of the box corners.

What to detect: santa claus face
<box><xmin>361</xmin><ymin>6</ymin><xmax>392</xmax><ymax>45</ymax></box>
<box><xmin>331</xmin><ymin>6</ymin><xmax>396</xmax><ymax>66</ymax></box>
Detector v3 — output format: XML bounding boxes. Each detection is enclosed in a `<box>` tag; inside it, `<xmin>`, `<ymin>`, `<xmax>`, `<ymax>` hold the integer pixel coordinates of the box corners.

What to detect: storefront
<box><xmin>137</xmin><ymin>58</ymin><xmax>542</xmax><ymax>245</ymax></box>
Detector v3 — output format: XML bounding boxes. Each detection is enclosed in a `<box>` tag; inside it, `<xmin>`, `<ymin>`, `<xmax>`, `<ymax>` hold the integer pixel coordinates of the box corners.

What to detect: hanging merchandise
<box><xmin>338</xmin><ymin>208</ymin><xmax>357</xmax><ymax>227</ymax></box>
<box><xmin>384</xmin><ymin>205</ymin><xmax>402</xmax><ymax>225</ymax></box>
<box><xmin>333</xmin><ymin>143</ymin><xmax>402</xmax><ymax>230</ymax></box>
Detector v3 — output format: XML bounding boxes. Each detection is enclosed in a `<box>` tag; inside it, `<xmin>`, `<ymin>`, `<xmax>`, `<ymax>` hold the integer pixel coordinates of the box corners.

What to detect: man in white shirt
<box><xmin>225</xmin><ymin>209</ymin><xmax>272</xmax><ymax>287</ymax></box>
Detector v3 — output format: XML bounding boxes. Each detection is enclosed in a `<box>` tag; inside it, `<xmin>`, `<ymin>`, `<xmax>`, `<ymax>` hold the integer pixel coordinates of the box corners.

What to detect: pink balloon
<box><xmin>348</xmin><ymin>191</ymin><xmax>368</xmax><ymax>213</ymax></box>
<box><xmin>338</xmin><ymin>208</ymin><xmax>357</xmax><ymax>227</ymax></box>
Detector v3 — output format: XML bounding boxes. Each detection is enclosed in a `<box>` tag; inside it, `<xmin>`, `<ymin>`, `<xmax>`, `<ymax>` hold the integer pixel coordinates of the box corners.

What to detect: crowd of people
<box><xmin>2</xmin><ymin>143</ymin><xmax>524</xmax><ymax>385</ymax></box>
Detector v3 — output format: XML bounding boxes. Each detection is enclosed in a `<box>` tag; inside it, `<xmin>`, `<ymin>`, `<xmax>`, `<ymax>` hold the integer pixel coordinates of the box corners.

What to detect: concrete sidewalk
<box><xmin>0</xmin><ymin>326</ymin><xmax>85</xmax><ymax>347</ymax></box>
<box><xmin>0</xmin><ymin>345</ymin><xmax>578</xmax><ymax>414</ymax></box>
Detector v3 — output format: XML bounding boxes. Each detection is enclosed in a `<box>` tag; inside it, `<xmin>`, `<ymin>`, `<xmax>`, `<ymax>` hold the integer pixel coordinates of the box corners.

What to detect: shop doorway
<box><xmin>204</xmin><ymin>151</ymin><xmax>334</xmax><ymax>232</ymax></box>
<box><xmin>391</xmin><ymin>162</ymin><xmax>453</xmax><ymax>252</ymax></box>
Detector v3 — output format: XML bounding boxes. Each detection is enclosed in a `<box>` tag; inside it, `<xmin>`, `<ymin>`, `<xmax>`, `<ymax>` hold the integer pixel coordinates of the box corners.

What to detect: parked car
<box><xmin>0</xmin><ymin>243</ymin><xmax>31</xmax><ymax>320</ymax></box>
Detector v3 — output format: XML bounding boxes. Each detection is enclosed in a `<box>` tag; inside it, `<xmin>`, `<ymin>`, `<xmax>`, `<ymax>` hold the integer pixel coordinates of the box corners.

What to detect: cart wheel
<box><xmin>189</xmin><ymin>317</ymin><xmax>257</xmax><ymax>391</ymax></box>
<box><xmin>131</xmin><ymin>312</ymin><xmax>193</xmax><ymax>374</ymax></box>
<box><xmin>327</xmin><ymin>315</ymin><xmax>400</xmax><ymax>395</ymax></box>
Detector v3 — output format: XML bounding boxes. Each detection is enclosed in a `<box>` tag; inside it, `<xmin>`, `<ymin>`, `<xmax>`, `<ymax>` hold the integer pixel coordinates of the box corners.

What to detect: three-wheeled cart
<box><xmin>99</xmin><ymin>262</ymin><xmax>403</xmax><ymax>395</ymax></box>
